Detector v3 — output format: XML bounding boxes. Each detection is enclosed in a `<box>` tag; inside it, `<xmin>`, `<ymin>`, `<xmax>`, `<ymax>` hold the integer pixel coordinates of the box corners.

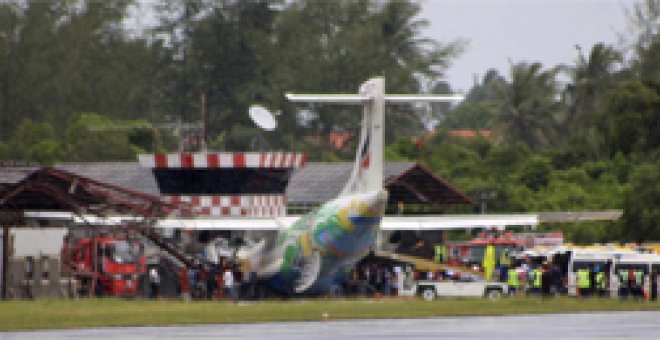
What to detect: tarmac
<box><xmin>2</xmin><ymin>311</ymin><xmax>660</xmax><ymax>339</ymax></box>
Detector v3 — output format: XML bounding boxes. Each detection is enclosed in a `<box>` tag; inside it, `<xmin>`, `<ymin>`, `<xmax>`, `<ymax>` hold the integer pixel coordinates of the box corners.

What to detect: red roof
<box><xmin>328</xmin><ymin>131</ymin><xmax>353</xmax><ymax>150</ymax></box>
<box><xmin>448</xmin><ymin>130</ymin><xmax>493</xmax><ymax>139</ymax></box>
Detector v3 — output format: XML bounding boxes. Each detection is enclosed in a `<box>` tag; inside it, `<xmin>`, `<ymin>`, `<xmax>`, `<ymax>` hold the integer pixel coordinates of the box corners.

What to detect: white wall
<box><xmin>11</xmin><ymin>228</ymin><xmax>68</xmax><ymax>258</ymax></box>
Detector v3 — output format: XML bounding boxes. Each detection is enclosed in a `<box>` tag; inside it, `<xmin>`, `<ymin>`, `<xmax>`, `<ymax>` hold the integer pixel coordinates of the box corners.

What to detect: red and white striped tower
<box><xmin>139</xmin><ymin>152</ymin><xmax>306</xmax><ymax>217</ymax></box>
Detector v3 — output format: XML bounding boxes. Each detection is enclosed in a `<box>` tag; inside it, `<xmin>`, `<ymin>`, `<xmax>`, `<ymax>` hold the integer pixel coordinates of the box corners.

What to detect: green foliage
<box><xmin>519</xmin><ymin>156</ymin><xmax>552</xmax><ymax>191</ymax></box>
<box><xmin>0</xmin><ymin>297</ymin><xmax>659</xmax><ymax>331</ymax></box>
<box><xmin>490</xmin><ymin>62</ymin><xmax>562</xmax><ymax>149</ymax></box>
<box><xmin>65</xmin><ymin>113</ymin><xmax>147</xmax><ymax>161</ymax></box>
<box><xmin>621</xmin><ymin>162</ymin><xmax>660</xmax><ymax>242</ymax></box>
<box><xmin>598</xmin><ymin>80</ymin><xmax>660</xmax><ymax>157</ymax></box>
<box><xmin>440</xmin><ymin>102</ymin><xmax>495</xmax><ymax>130</ymax></box>
<box><xmin>5</xmin><ymin>119</ymin><xmax>64</xmax><ymax>164</ymax></box>
<box><xmin>0</xmin><ymin>142</ymin><xmax>8</xmax><ymax>159</ymax></box>
<box><xmin>483</xmin><ymin>143</ymin><xmax>530</xmax><ymax>175</ymax></box>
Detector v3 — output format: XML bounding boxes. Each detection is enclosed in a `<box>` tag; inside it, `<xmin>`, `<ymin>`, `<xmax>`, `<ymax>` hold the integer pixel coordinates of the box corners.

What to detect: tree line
<box><xmin>0</xmin><ymin>0</ymin><xmax>658</xmax><ymax>243</ymax></box>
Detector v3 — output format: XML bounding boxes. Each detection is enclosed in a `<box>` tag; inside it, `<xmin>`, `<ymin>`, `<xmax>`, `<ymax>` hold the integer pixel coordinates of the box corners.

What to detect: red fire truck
<box><xmin>446</xmin><ymin>231</ymin><xmax>525</xmax><ymax>267</ymax></box>
<box><xmin>71</xmin><ymin>237</ymin><xmax>145</xmax><ymax>297</ymax></box>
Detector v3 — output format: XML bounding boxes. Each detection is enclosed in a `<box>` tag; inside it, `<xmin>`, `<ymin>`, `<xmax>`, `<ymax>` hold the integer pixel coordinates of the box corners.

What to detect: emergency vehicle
<box><xmin>71</xmin><ymin>237</ymin><xmax>145</xmax><ymax>296</ymax></box>
<box><xmin>566</xmin><ymin>248</ymin><xmax>660</xmax><ymax>298</ymax></box>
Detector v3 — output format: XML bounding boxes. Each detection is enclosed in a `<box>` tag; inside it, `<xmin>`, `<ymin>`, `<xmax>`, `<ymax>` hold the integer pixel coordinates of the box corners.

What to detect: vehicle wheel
<box><xmin>486</xmin><ymin>289</ymin><xmax>502</xmax><ymax>300</ymax></box>
<box><xmin>421</xmin><ymin>288</ymin><xmax>436</xmax><ymax>301</ymax></box>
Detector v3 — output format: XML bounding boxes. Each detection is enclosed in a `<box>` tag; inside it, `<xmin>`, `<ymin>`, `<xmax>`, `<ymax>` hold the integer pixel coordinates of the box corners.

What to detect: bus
<box><xmin>567</xmin><ymin>249</ymin><xmax>660</xmax><ymax>298</ymax></box>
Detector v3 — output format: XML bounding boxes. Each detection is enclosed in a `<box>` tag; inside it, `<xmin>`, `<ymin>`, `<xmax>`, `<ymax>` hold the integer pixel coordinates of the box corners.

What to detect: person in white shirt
<box><xmin>223</xmin><ymin>267</ymin><xmax>237</xmax><ymax>303</ymax></box>
<box><xmin>149</xmin><ymin>267</ymin><xmax>160</xmax><ymax>299</ymax></box>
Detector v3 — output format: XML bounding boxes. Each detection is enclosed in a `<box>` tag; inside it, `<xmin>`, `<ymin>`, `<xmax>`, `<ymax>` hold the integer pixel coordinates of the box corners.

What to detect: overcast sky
<box><xmin>418</xmin><ymin>0</ymin><xmax>633</xmax><ymax>92</ymax></box>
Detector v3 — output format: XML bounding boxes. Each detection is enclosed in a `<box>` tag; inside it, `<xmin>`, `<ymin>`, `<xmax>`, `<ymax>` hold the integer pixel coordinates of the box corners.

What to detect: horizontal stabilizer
<box><xmin>384</xmin><ymin>94</ymin><xmax>465</xmax><ymax>103</ymax></box>
<box><xmin>285</xmin><ymin>94</ymin><xmax>464</xmax><ymax>104</ymax></box>
<box><xmin>285</xmin><ymin>93</ymin><xmax>369</xmax><ymax>104</ymax></box>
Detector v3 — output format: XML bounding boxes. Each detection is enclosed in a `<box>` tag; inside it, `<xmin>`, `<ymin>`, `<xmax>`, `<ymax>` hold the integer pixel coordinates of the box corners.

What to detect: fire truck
<box><xmin>445</xmin><ymin>231</ymin><xmax>563</xmax><ymax>267</ymax></box>
<box><xmin>70</xmin><ymin>237</ymin><xmax>145</xmax><ymax>297</ymax></box>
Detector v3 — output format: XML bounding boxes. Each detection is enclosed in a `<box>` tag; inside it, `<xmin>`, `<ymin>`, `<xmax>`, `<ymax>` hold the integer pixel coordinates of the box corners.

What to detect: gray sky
<box><xmin>418</xmin><ymin>0</ymin><xmax>632</xmax><ymax>92</ymax></box>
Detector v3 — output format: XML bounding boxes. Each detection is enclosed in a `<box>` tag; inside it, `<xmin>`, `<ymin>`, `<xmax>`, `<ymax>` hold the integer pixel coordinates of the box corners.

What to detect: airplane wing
<box><xmin>153</xmin><ymin>211</ymin><xmax>621</xmax><ymax>231</ymax></box>
<box><xmin>381</xmin><ymin>214</ymin><xmax>538</xmax><ymax>231</ymax></box>
<box><xmin>151</xmin><ymin>214</ymin><xmax>536</xmax><ymax>231</ymax></box>
<box><xmin>154</xmin><ymin>216</ymin><xmax>300</xmax><ymax>230</ymax></box>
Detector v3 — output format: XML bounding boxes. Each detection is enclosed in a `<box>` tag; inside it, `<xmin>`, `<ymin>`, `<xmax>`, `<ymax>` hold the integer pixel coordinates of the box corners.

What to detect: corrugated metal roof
<box><xmin>285</xmin><ymin>162</ymin><xmax>416</xmax><ymax>204</ymax></box>
<box><xmin>56</xmin><ymin>162</ymin><xmax>160</xmax><ymax>196</ymax></box>
<box><xmin>1</xmin><ymin>167</ymin><xmax>173</xmax><ymax>216</ymax></box>
<box><xmin>0</xmin><ymin>167</ymin><xmax>38</xmax><ymax>185</ymax></box>
<box><xmin>52</xmin><ymin>161</ymin><xmax>472</xmax><ymax>208</ymax></box>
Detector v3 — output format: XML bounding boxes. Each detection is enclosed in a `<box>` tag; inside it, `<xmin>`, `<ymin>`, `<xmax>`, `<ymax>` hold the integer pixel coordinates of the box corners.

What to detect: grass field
<box><xmin>1</xmin><ymin>297</ymin><xmax>660</xmax><ymax>331</ymax></box>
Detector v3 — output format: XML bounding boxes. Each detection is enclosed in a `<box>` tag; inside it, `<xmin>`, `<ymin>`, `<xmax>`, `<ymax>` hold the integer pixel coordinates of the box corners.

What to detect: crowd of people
<box><xmin>495</xmin><ymin>255</ymin><xmax>660</xmax><ymax>300</ymax></box>
<box><xmin>144</xmin><ymin>250</ymin><xmax>660</xmax><ymax>302</ymax></box>
<box><xmin>147</xmin><ymin>258</ymin><xmax>251</xmax><ymax>303</ymax></box>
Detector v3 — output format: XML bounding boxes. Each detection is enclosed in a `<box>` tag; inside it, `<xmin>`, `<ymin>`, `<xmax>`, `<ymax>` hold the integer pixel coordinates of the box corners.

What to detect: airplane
<box><xmin>241</xmin><ymin>77</ymin><xmax>462</xmax><ymax>294</ymax></box>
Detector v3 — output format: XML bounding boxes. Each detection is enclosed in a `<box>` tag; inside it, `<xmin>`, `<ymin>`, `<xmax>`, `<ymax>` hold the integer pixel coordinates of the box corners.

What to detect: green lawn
<box><xmin>1</xmin><ymin>297</ymin><xmax>659</xmax><ymax>331</ymax></box>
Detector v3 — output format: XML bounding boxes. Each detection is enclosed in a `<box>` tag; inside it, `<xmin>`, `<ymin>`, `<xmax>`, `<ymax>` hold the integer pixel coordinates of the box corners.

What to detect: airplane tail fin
<box><xmin>286</xmin><ymin>77</ymin><xmax>385</xmax><ymax>196</ymax></box>
<box><xmin>286</xmin><ymin>77</ymin><xmax>461</xmax><ymax>196</ymax></box>
<box><xmin>340</xmin><ymin>77</ymin><xmax>384</xmax><ymax>196</ymax></box>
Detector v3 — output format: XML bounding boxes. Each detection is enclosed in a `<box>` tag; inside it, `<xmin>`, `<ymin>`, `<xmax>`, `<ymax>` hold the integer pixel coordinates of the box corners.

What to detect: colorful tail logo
<box><xmin>360</xmin><ymin>134</ymin><xmax>370</xmax><ymax>169</ymax></box>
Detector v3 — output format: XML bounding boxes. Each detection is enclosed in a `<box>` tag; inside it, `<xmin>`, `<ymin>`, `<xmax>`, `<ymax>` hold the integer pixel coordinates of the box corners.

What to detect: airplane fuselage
<box><xmin>261</xmin><ymin>189</ymin><xmax>388</xmax><ymax>294</ymax></box>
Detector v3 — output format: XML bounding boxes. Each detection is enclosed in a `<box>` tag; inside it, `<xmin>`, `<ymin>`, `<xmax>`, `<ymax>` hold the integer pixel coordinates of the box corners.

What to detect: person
<box><xmin>633</xmin><ymin>268</ymin><xmax>644</xmax><ymax>300</ymax></box>
<box><xmin>149</xmin><ymin>267</ymin><xmax>160</xmax><ymax>299</ymax></box>
<box><xmin>223</xmin><ymin>265</ymin><xmax>237</xmax><ymax>303</ymax></box>
<box><xmin>529</xmin><ymin>266</ymin><xmax>542</xmax><ymax>296</ymax></box>
<box><xmin>595</xmin><ymin>269</ymin><xmax>607</xmax><ymax>298</ymax></box>
<box><xmin>499</xmin><ymin>249</ymin><xmax>511</xmax><ymax>283</ymax></box>
<box><xmin>618</xmin><ymin>268</ymin><xmax>629</xmax><ymax>300</ymax></box>
<box><xmin>652</xmin><ymin>268</ymin><xmax>659</xmax><ymax>302</ymax></box>
<box><xmin>507</xmin><ymin>267</ymin><xmax>519</xmax><ymax>296</ymax></box>
<box><xmin>383</xmin><ymin>269</ymin><xmax>392</xmax><ymax>296</ymax></box>
<box><xmin>577</xmin><ymin>268</ymin><xmax>590</xmax><ymax>297</ymax></box>
<box><xmin>206</xmin><ymin>264</ymin><xmax>217</xmax><ymax>300</ymax></box>
<box><xmin>188</xmin><ymin>266</ymin><xmax>198</xmax><ymax>299</ymax></box>
<box><xmin>434</xmin><ymin>244</ymin><xmax>442</xmax><ymax>263</ymax></box>
<box><xmin>550</xmin><ymin>264</ymin><xmax>562</xmax><ymax>296</ymax></box>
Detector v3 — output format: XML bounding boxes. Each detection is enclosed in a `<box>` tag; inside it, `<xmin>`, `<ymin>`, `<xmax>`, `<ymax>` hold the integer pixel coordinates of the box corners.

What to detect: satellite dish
<box><xmin>249</xmin><ymin>105</ymin><xmax>277</xmax><ymax>131</ymax></box>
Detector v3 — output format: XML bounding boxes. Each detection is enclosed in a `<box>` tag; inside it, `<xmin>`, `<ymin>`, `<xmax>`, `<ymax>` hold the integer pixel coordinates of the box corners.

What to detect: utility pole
<box><xmin>200</xmin><ymin>90</ymin><xmax>207</xmax><ymax>151</ymax></box>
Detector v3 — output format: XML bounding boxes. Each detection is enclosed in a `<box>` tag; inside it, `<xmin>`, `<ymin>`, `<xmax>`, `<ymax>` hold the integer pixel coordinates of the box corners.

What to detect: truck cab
<box><xmin>72</xmin><ymin>237</ymin><xmax>144</xmax><ymax>297</ymax></box>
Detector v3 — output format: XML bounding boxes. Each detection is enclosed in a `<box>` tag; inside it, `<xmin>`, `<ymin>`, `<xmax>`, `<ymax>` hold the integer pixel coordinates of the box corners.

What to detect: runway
<box><xmin>3</xmin><ymin>311</ymin><xmax>660</xmax><ymax>339</ymax></box>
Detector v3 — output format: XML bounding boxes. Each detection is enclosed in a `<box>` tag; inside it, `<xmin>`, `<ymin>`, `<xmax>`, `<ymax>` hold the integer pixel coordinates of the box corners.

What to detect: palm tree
<box><xmin>562</xmin><ymin>43</ymin><xmax>622</xmax><ymax>157</ymax></box>
<box><xmin>491</xmin><ymin>62</ymin><xmax>562</xmax><ymax>149</ymax></box>
<box><xmin>565</xmin><ymin>43</ymin><xmax>622</xmax><ymax>129</ymax></box>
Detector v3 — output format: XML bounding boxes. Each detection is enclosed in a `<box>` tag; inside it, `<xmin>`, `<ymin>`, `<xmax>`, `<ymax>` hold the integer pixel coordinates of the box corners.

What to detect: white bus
<box><xmin>614</xmin><ymin>253</ymin><xmax>660</xmax><ymax>298</ymax></box>
<box><xmin>567</xmin><ymin>250</ymin><xmax>619</xmax><ymax>297</ymax></box>
<box><xmin>567</xmin><ymin>250</ymin><xmax>660</xmax><ymax>298</ymax></box>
